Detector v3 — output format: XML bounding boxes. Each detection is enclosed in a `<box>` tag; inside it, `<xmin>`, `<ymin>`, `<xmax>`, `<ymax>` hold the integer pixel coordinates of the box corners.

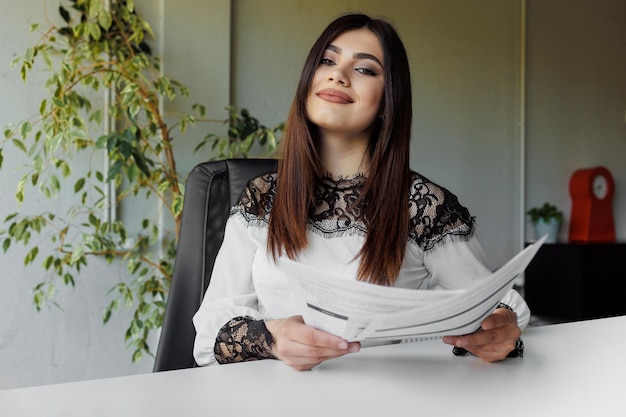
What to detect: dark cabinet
<box><xmin>524</xmin><ymin>243</ymin><xmax>626</xmax><ymax>321</ymax></box>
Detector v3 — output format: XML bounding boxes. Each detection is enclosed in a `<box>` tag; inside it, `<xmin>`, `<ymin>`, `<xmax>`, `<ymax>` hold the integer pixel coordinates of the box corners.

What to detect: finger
<box><xmin>463</xmin><ymin>324</ymin><xmax>520</xmax><ymax>348</ymax></box>
<box><xmin>269</xmin><ymin>317</ymin><xmax>359</xmax><ymax>368</ymax></box>
<box><xmin>278</xmin><ymin>316</ymin><xmax>348</xmax><ymax>350</ymax></box>
<box><xmin>466</xmin><ymin>328</ymin><xmax>508</xmax><ymax>347</ymax></box>
<box><xmin>283</xmin><ymin>335</ymin><xmax>356</xmax><ymax>360</ymax></box>
<box><xmin>480</xmin><ymin>307</ymin><xmax>516</xmax><ymax>330</ymax></box>
<box><xmin>444</xmin><ymin>319</ymin><xmax>520</xmax><ymax>351</ymax></box>
<box><xmin>463</xmin><ymin>338</ymin><xmax>518</xmax><ymax>362</ymax></box>
<box><xmin>443</xmin><ymin>309</ymin><xmax>518</xmax><ymax>347</ymax></box>
<box><xmin>280</xmin><ymin>342</ymin><xmax>360</xmax><ymax>371</ymax></box>
<box><xmin>468</xmin><ymin>347</ymin><xmax>511</xmax><ymax>363</ymax></box>
<box><xmin>298</xmin><ymin>325</ymin><xmax>351</xmax><ymax>350</ymax></box>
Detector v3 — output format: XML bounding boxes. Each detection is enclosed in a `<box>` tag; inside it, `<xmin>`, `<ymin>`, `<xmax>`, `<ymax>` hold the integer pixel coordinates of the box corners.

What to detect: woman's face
<box><xmin>306</xmin><ymin>28</ymin><xmax>385</xmax><ymax>140</ymax></box>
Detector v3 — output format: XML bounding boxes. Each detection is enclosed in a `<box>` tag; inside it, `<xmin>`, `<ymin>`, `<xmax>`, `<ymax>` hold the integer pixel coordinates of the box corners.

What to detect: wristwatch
<box><xmin>452</xmin><ymin>337</ymin><xmax>524</xmax><ymax>358</ymax></box>
<box><xmin>506</xmin><ymin>337</ymin><xmax>524</xmax><ymax>358</ymax></box>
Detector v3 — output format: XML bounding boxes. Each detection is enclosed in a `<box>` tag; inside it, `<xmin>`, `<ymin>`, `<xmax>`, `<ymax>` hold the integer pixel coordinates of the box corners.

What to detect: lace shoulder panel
<box><xmin>231</xmin><ymin>170</ymin><xmax>277</xmax><ymax>224</ymax></box>
<box><xmin>232</xmin><ymin>170</ymin><xmax>474</xmax><ymax>249</ymax></box>
<box><xmin>409</xmin><ymin>171</ymin><xmax>475</xmax><ymax>251</ymax></box>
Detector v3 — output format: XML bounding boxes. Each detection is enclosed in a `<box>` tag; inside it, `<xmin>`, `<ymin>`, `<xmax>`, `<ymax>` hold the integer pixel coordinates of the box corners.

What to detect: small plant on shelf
<box><xmin>527</xmin><ymin>202</ymin><xmax>563</xmax><ymax>243</ymax></box>
<box><xmin>527</xmin><ymin>203</ymin><xmax>563</xmax><ymax>224</ymax></box>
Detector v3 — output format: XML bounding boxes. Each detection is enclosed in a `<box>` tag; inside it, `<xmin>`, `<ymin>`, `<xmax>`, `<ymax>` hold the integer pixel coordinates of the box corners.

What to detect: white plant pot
<box><xmin>533</xmin><ymin>219</ymin><xmax>561</xmax><ymax>243</ymax></box>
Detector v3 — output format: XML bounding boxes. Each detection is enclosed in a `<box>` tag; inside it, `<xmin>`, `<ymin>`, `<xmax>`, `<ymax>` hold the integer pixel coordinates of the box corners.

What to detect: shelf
<box><xmin>524</xmin><ymin>243</ymin><xmax>626</xmax><ymax>320</ymax></box>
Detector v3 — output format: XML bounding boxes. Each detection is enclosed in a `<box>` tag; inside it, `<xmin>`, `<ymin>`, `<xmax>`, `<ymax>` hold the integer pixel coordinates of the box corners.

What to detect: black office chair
<box><xmin>153</xmin><ymin>158</ymin><xmax>278</xmax><ymax>372</ymax></box>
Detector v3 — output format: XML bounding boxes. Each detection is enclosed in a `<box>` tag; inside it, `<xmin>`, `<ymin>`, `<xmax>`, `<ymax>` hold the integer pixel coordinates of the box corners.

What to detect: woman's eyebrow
<box><xmin>326</xmin><ymin>44</ymin><xmax>383</xmax><ymax>67</ymax></box>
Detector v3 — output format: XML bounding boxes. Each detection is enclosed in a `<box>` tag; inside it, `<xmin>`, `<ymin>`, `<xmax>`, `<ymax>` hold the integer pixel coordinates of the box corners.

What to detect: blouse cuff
<box><xmin>214</xmin><ymin>316</ymin><xmax>276</xmax><ymax>364</ymax></box>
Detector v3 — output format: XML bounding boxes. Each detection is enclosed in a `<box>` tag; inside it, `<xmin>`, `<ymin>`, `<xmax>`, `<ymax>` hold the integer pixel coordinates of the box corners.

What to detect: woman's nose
<box><xmin>328</xmin><ymin>68</ymin><xmax>349</xmax><ymax>86</ymax></box>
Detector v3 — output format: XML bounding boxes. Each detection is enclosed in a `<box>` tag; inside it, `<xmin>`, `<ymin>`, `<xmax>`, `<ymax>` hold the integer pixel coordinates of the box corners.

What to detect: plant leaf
<box><xmin>59</xmin><ymin>6</ymin><xmax>70</xmax><ymax>23</ymax></box>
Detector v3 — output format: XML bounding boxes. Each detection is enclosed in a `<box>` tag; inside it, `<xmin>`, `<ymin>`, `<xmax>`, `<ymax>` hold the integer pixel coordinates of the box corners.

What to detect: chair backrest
<box><xmin>153</xmin><ymin>158</ymin><xmax>278</xmax><ymax>372</ymax></box>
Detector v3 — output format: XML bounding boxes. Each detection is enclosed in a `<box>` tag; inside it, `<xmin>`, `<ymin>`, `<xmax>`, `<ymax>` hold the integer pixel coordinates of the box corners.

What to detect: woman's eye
<box><xmin>356</xmin><ymin>67</ymin><xmax>377</xmax><ymax>76</ymax></box>
<box><xmin>320</xmin><ymin>58</ymin><xmax>334</xmax><ymax>66</ymax></box>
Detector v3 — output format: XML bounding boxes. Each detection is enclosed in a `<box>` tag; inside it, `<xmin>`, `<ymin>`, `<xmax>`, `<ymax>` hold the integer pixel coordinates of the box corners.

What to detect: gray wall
<box><xmin>0</xmin><ymin>0</ymin><xmax>624</xmax><ymax>389</ymax></box>
<box><xmin>525</xmin><ymin>0</ymin><xmax>626</xmax><ymax>242</ymax></box>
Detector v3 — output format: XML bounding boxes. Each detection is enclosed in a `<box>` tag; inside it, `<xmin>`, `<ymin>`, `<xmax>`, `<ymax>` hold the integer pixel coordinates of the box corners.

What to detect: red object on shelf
<box><xmin>568</xmin><ymin>166</ymin><xmax>616</xmax><ymax>242</ymax></box>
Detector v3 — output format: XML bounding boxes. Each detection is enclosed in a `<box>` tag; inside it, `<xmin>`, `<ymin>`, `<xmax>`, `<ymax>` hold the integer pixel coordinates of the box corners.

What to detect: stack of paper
<box><xmin>283</xmin><ymin>236</ymin><xmax>545</xmax><ymax>345</ymax></box>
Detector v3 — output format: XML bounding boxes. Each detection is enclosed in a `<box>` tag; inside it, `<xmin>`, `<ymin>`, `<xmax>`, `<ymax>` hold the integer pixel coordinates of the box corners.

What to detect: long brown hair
<box><xmin>268</xmin><ymin>14</ymin><xmax>413</xmax><ymax>286</ymax></box>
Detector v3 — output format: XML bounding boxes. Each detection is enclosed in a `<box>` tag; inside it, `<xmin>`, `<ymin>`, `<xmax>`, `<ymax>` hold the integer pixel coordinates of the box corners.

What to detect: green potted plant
<box><xmin>527</xmin><ymin>202</ymin><xmax>563</xmax><ymax>243</ymax></box>
<box><xmin>0</xmin><ymin>0</ymin><xmax>282</xmax><ymax>362</ymax></box>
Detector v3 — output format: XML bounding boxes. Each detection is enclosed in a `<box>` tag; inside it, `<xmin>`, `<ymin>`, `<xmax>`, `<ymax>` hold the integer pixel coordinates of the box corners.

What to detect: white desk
<box><xmin>2</xmin><ymin>316</ymin><xmax>625</xmax><ymax>416</ymax></box>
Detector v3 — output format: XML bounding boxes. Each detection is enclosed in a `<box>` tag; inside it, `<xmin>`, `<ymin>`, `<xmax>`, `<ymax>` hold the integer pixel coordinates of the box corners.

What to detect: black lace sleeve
<box><xmin>214</xmin><ymin>316</ymin><xmax>276</xmax><ymax>364</ymax></box>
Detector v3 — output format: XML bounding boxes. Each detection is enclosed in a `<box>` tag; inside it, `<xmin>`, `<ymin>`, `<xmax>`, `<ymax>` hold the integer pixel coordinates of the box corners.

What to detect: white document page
<box><xmin>283</xmin><ymin>236</ymin><xmax>546</xmax><ymax>345</ymax></box>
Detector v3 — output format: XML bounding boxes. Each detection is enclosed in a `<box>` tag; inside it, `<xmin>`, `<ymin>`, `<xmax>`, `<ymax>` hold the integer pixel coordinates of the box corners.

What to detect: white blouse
<box><xmin>192</xmin><ymin>172</ymin><xmax>530</xmax><ymax>366</ymax></box>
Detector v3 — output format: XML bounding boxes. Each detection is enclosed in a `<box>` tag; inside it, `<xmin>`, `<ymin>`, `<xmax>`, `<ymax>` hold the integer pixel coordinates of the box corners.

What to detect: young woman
<box><xmin>193</xmin><ymin>13</ymin><xmax>529</xmax><ymax>371</ymax></box>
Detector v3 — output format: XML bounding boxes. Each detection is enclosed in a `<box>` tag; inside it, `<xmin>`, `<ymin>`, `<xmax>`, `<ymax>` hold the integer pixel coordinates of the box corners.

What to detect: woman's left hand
<box><xmin>442</xmin><ymin>307</ymin><xmax>521</xmax><ymax>362</ymax></box>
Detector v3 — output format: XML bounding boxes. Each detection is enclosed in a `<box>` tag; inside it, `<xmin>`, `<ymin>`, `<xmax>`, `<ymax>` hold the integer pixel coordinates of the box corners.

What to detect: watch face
<box><xmin>593</xmin><ymin>175</ymin><xmax>608</xmax><ymax>199</ymax></box>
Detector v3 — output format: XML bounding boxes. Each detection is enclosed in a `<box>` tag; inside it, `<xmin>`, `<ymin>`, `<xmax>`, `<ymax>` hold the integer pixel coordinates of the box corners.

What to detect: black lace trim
<box><xmin>214</xmin><ymin>316</ymin><xmax>275</xmax><ymax>364</ymax></box>
<box><xmin>232</xmin><ymin>171</ymin><xmax>474</xmax><ymax>251</ymax></box>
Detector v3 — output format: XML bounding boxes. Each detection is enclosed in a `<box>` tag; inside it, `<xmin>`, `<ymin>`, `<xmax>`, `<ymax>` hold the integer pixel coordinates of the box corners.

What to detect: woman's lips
<box><xmin>316</xmin><ymin>89</ymin><xmax>354</xmax><ymax>104</ymax></box>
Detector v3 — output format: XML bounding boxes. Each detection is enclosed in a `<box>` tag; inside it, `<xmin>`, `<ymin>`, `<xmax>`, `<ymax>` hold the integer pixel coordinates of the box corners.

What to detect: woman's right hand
<box><xmin>265</xmin><ymin>315</ymin><xmax>360</xmax><ymax>371</ymax></box>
